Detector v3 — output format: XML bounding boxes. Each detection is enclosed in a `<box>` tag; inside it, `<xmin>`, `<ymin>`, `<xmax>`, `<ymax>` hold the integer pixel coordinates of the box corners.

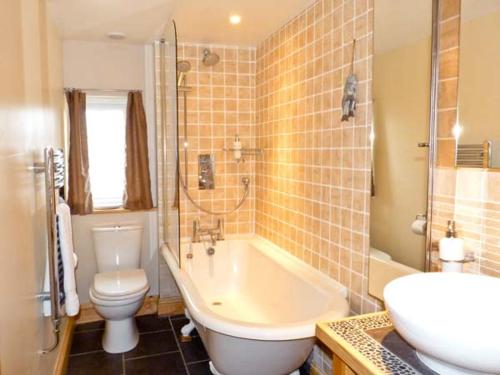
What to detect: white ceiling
<box><xmin>47</xmin><ymin>0</ymin><xmax>315</xmax><ymax>46</ymax></box>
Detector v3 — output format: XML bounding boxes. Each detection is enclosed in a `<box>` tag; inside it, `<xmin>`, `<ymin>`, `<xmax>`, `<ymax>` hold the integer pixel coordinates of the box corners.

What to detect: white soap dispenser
<box><xmin>439</xmin><ymin>220</ymin><xmax>465</xmax><ymax>272</ymax></box>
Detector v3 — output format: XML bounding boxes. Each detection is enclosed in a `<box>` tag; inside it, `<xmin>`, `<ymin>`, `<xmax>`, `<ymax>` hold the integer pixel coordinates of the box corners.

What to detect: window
<box><xmin>86</xmin><ymin>95</ymin><xmax>127</xmax><ymax>209</ymax></box>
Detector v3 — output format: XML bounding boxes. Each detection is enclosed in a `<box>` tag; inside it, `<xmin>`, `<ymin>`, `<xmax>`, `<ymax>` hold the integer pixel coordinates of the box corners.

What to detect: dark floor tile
<box><xmin>171</xmin><ymin>317</ymin><xmax>199</xmax><ymax>338</ymax></box>
<box><xmin>74</xmin><ymin>320</ymin><xmax>105</xmax><ymax>333</ymax></box>
<box><xmin>136</xmin><ymin>314</ymin><xmax>171</xmax><ymax>333</ymax></box>
<box><xmin>180</xmin><ymin>336</ymin><xmax>209</xmax><ymax>364</ymax></box>
<box><xmin>70</xmin><ymin>330</ymin><xmax>103</xmax><ymax>354</ymax></box>
<box><xmin>169</xmin><ymin>314</ymin><xmax>186</xmax><ymax>320</ymax></box>
<box><xmin>125</xmin><ymin>352</ymin><xmax>187</xmax><ymax>375</ymax></box>
<box><xmin>67</xmin><ymin>351</ymin><xmax>122</xmax><ymax>375</ymax></box>
<box><xmin>125</xmin><ymin>330</ymin><xmax>178</xmax><ymax>359</ymax></box>
<box><xmin>187</xmin><ymin>360</ymin><xmax>212</xmax><ymax>375</ymax></box>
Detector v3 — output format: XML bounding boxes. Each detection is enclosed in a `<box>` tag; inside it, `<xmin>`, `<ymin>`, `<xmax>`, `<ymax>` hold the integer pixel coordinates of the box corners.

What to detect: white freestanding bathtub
<box><xmin>162</xmin><ymin>236</ymin><xmax>350</xmax><ymax>375</ymax></box>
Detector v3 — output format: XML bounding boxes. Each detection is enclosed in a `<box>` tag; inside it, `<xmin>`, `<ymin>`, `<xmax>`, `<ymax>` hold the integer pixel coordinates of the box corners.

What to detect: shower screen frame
<box><xmin>159</xmin><ymin>20</ymin><xmax>182</xmax><ymax>267</ymax></box>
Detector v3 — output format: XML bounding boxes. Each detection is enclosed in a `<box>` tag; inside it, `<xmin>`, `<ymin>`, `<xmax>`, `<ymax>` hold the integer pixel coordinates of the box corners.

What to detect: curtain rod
<box><xmin>64</xmin><ymin>88</ymin><xmax>142</xmax><ymax>93</ymax></box>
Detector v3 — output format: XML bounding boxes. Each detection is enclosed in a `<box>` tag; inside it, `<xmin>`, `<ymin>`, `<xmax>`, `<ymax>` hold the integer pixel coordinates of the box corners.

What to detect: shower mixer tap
<box><xmin>192</xmin><ymin>219</ymin><xmax>224</xmax><ymax>246</ymax></box>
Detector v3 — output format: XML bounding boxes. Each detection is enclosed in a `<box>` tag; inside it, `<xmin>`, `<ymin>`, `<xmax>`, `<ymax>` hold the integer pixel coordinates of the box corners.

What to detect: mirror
<box><xmin>455</xmin><ymin>0</ymin><xmax>500</xmax><ymax>169</ymax></box>
<box><xmin>369</xmin><ymin>0</ymin><xmax>434</xmax><ymax>300</ymax></box>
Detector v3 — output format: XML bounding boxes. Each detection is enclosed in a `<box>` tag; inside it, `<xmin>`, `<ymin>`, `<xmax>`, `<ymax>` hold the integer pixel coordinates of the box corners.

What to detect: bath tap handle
<box><xmin>192</xmin><ymin>219</ymin><xmax>201</xmax><ymax>242</ymax></box>
<box><xmin>216</xmin><ymin>219</ymin><xmax>224</xmax><ymax>241</ymax></box>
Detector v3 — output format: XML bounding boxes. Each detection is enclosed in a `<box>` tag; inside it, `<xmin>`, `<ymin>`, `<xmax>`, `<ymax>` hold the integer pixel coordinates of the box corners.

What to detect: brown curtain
<box><xmin>66</xmin><ymin>90</ymin><xmax>93</xmax><ymax>215</ymax></box>
<box><xmin>124</xmin><ymin>91</ymin><xmax>154</xmax><ymax>210</ymax></box>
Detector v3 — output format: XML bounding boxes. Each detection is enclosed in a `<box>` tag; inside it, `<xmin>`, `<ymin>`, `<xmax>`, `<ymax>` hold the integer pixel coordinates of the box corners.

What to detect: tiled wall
<box><xmin>431</xmin><ymin>0</ymin><xmax>461</xmax><ymax>270</ymax></box>
<box><xmin>255</xmin><ymin>2</ymin><xmax>379</xmax><ymax>372</ymax></box>
<box><xmin>155</xmin><ymin>40</ymin><xmax>182</xmax><ymax>298</ymax></box>
<box><xmin>435</xmin><ymin>0</ymin><xmax>460</xmax><ymax>168</ymax></box>
<box><xmin>155</xmin><ymin>42</ymin><xmax>257</xmax><ymax>299</ymax></box>
<box><xmin>176</xmin><ymin>43</ymin><xmax>256</xmax><ymax>237</ymax></box>
<box><xmin>431</xmin><ymin>0</ymin><xmax>500</xmax><ymax>277</ymax></box>
<box><xmin>256</xmin><ymin>0</ymin><xmax>378</xmax><ymax>315</ymax></box>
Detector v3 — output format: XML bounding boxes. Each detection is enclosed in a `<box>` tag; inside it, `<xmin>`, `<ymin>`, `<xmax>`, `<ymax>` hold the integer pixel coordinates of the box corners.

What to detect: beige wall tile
<box><xmin>432</xmin><ymin>2</ymin><xmax>500</xmax><ymax>278</ymax></box>
<box><xmin>255</xmin><ymin>0</ymin><xmax>378</xmax><ymax>319</ymax></box>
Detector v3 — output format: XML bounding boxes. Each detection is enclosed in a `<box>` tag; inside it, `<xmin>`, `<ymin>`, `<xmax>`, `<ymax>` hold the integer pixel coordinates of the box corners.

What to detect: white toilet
<box><xmin>89</xmin><ymin>225</ymin><xmax>150</xmax><ymax>353</ymax></box>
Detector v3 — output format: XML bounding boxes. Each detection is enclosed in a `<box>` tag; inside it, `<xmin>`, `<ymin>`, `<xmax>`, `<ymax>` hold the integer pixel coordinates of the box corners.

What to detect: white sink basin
<box><xmin>384</xmin><ymin>272</ymin><xmax>500</xmax><ymax>375</ymax></box>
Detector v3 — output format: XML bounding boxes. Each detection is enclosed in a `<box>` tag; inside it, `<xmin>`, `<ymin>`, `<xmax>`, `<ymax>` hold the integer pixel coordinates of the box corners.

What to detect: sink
<box><xmin>384</xmin><ymin>272</ymin><xmax>500</xmax><ymax>375</ymax></box>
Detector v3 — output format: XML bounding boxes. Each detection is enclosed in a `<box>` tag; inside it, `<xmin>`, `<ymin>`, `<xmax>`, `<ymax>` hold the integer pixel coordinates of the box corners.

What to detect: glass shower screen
<box><xmin>158</xmin><ymin>20</ymin><xmax>181</xmax><ymax>266</ymax></box>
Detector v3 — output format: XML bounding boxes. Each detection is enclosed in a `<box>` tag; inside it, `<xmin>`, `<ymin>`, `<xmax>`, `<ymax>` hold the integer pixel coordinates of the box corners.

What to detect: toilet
<box><xmin>89</xmin><ymin>225</ymin><xmax>150</xmax><ymax>353</ymax></box>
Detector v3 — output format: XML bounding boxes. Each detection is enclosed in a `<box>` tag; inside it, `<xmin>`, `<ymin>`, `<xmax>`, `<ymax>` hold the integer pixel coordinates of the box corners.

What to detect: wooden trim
<box><xmin>157</xmin><ymin>296</ymin><xmax>184</xmax><ymax>316</ymax></box>
<box><xmin>90</xmin><ymin>207</ymin><xmax>157</xmax><ymax>215</ymax></box>
<box><xmin>76</xmin><ymin>295</ymin><xmax>184</xmax><ymax>324</ymax></box>
<box><xmin>54</xmin><ymin>317</ymin><xmax>76</xmax><ymax>375</ymax></box>
<box><xmin>333</xmin><ymin>353</ymin><xmax>356</xmax><ymax>375</ymax></box>
<box><xmin>76</xmin><ymin>296</ymin><xmax>159</xmax><ymax>324</ymax></box>
<box><xmin>316</xmin><ymin>312</ymin><xmax>389</xmax><ymax>375</ymax></box>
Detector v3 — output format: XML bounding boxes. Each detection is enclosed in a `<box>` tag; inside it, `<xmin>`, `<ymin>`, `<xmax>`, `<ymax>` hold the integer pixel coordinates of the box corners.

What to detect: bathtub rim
<box><xmin>162</xmin><ymin>235</ymin><xmax>350</xmax><ymax>341</ymax></box>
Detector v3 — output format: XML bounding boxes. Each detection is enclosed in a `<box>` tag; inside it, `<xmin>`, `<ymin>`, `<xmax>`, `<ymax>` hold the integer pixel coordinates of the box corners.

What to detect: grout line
<box><xmin>73</xmin><ymin>328</ymin><xmax>104</xmax><ymax>334</ymax></box>
<box><xmin>124</xmin><ymin>349</ymin><xmax>181</xmax><ymax>362</ymax></box>
<box><xmin>122</xmin><ymin>353</ymin><xmax>126</xmax><ymax>375</ymax></box>
<box><xmin>169</xmin><ymin>315</ymin><xmax>187</xmax><ymax>321</ymax></box>
<box><xmin>186</xmin><ymin>359</ymin><xmax>210</xmax><ymax>365</ymax></box>
<box><xmin>69</xmin><ymin>349</ymin><xmax>105</xmax><ymax>357</ymax></box>
<box><xmin>137</xmin><ymin>328</ymin><xmax>172</xmax><ymax>335</ymax></box>
<box><xmin>168</xmin><ymin>316</ymin><xmax>191</xmax><ymax>375</ymax></box>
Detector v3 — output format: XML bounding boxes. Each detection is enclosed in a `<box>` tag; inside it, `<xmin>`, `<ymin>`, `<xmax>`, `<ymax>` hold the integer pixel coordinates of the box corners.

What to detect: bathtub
<box><xmin>162</xmin><ymin>236</ymin><xmax>350</xmax><ymax>375</ymax></box>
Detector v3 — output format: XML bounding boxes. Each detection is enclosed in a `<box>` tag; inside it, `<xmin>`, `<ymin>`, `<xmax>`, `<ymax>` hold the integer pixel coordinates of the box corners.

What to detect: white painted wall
<box><xmin>62</xmin><ymin>40</ymin><xmax>157</xmax><ymax>202</ymax></box>
<box><xmin>63</xmin><ymin>40</ymin><xmax>160</xmax><ymax>303</ymax></box>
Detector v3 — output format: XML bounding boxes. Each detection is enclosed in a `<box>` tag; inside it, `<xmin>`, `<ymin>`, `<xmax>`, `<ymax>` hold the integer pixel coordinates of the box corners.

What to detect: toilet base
<box><xmin>102</xmin><ymin>317</ymin><xmax>139</xmax><ymax>353</ymax></box>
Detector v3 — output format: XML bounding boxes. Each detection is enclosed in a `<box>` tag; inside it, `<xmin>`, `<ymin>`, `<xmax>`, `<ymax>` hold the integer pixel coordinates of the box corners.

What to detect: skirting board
<box><xmin>54</xmin><ymin>317</ymin><xmax>75</xmax><ymax>375</ymax></box>
<box><xmin>158</xmin><ymin>296</ymin><xmax>184</xmax><ymax>316</ymax></box>
<box><xmin>76</xmin><ymin>295</ymin><xmax>184</xmax><ymax>324</ymax></box>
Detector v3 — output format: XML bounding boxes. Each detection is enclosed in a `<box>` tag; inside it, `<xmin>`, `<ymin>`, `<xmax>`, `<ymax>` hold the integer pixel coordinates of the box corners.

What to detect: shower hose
<box><xmin>178</xmin><ymin>169</ymin><xmax>250</xmax><ymax>216</ymax></box>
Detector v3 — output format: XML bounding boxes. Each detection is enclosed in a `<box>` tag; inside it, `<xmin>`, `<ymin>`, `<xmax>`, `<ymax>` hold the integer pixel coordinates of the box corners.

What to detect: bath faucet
<box><xmin>192</xmin><ymin>219</ymin><xmax>224</xmax><ymax>246</ymax></box>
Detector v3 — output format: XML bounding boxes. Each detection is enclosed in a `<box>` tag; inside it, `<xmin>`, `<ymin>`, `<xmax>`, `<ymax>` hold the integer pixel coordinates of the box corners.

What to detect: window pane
<box><xmin>86</xmin><ymin>95</ymin><xmax>127</xmax><ymax>208</ymax></box>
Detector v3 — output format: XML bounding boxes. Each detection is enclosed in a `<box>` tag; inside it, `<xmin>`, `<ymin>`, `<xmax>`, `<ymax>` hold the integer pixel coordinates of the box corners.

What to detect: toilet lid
<box><xmin>93</xmin><ymin>269</ymin><xmax>148</xmax><ymax>297</ymax></box>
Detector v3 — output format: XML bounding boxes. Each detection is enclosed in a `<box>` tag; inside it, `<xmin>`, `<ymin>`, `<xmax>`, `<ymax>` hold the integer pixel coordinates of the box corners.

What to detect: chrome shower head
<box><xmin>177</xmin><ymin>60</ymin><xmax>191</xmax><ymax>73</ymax></box>
<box><xmin>202</xmin><ymin>48</ymin><xmax>220</xmax><ymax>67</ymax></box>
<box><xmin>177</xmin><ymin>60</ymin><xmax>191</xmax><ymax>87</ymax></box>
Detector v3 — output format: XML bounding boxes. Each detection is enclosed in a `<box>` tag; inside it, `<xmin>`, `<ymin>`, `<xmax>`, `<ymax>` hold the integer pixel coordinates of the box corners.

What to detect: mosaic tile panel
<box><xmin>327</xmin><ymin>314</ymin><xmax>429</xmax><ymax>375</ymax></box>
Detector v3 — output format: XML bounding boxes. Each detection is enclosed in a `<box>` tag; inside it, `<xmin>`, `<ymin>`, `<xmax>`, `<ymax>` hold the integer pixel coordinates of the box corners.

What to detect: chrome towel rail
<box><xmin>34</xmin><ymin>147</ymin><xmax>65</xmax><ymax>354</ymax></box>
<box><xmin>456</xmin><ymin>141</ymin><xmax>491</xmax><ymax>168</ymax></box>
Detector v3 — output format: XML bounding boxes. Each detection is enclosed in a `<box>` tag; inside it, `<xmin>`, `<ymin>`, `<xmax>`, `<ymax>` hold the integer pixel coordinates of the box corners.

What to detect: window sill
<box><xmin>91</xmin><ymin>207</ymin><xmax>157</xmax><ymax>215</ymax></box>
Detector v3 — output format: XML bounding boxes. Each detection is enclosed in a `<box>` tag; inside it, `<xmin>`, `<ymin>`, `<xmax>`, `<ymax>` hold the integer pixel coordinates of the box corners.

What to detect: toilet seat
<box><xmin>90</xmin><ymin>269</ymin><xmax>150</xmax><ymax>307</ymax></box>
<box><xmin>89</xmin><ymin>287</ymin><xmax>149</xmax><ymax>308</ymax></box>
<box><xmin>92</xmin><ymin>269</ymin><xmax>148</xmax><ymax>298</ymax></box>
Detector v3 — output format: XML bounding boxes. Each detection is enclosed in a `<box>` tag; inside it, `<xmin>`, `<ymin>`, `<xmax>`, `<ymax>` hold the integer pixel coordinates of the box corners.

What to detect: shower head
<box><xmin>202</xmin><ymin>48</ymin><xmax>220</xmax><ymax>67</ymax></box>
<box><xmin>177</xmin><ymin>60</ymin><xmax>191</xmax><ymax>87</ymax></box>
<box><xmin>177</xmin><ymin>60</ymin><xmax>191</xmax><ymax>73</ymax></box>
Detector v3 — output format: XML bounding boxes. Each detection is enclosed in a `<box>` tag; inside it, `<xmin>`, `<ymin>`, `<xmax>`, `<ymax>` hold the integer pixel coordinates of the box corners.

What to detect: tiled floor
<box><xmin>68</xmin><ymin>314</ymin><xmax>211</xmax><ymax>375</ymax></box>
